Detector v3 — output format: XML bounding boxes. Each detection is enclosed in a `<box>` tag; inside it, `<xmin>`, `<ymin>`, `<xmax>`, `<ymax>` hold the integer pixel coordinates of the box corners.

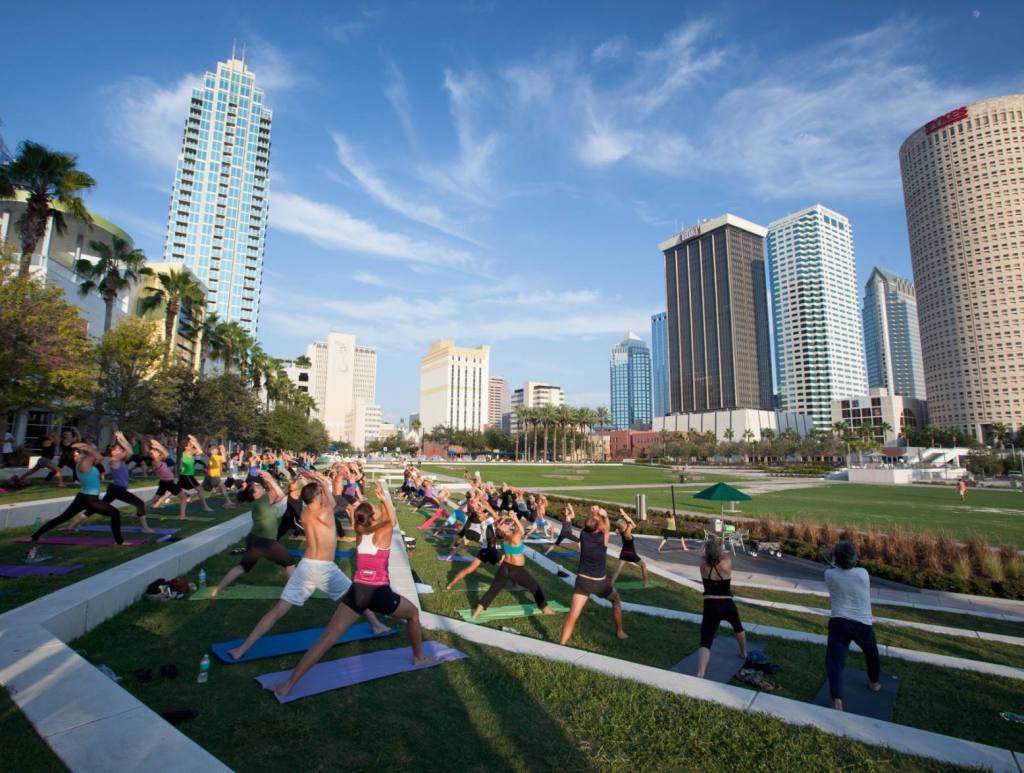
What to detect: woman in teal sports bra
<box><xmin>471</xmin><ymin>515</ymin><xmax>554</xmax><ymax>620</ymax></box>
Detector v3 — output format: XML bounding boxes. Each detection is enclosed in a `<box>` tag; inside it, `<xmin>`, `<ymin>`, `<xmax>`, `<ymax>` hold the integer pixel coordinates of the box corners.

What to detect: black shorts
<box><xmin>573</xmin><ymin>575</ymin><xmax>614</xmax><ymax>599</ymax></box>
<box><xmin>156</xmin><ymin>479</ymin><xmax>182</xmax><ymax>497</ymax></box>
<box><xmin>240</xmin><ymin>535</ymin><xmax>297</xmax><ymax>573</ymax></box>
<box><xmin>619</xmin><ymin>549</ymin><xmax>642</xmax><ymax>564</ymax></box>
<box><xmin>178</xmin><ymin>474</ymin><xmax>200</xmax><ymax>491</ymax></box>
<box><xmin>341</xmin><ymin>494</ymin><xmax>358</xmax><ymax>506</ymax></box>
<box><xmin>463</xmin><ymin>528</ymin><xmax>481</xmax><ymax>544</ymax></box>
<box><xmin>700</xmin><ymin>598</ymin><xmax>744</xmax><ymax>649</ymax></box>
<box><xmin>477</xmin><ymin>546</ymin><xmax>501</xmax><ymax>565</ymax></box>
<box><xmin>342</xmin><ymin>583</ymin><xmax>402</xmax><ymax>615</ymax></box>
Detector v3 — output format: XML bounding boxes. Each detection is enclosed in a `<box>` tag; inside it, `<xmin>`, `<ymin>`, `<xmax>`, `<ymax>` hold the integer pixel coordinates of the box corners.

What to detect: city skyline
<box><xmin>3</xmin><ymin>2</ymin><xmax>1022</xmax><ymax>421</ymax></box>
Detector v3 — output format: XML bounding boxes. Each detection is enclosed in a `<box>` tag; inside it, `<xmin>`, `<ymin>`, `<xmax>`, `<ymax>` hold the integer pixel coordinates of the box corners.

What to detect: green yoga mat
<box><xmin>146</xmin><ymin>514</ymin><xmax>216</xmax><ymax>522</ymax></box>
<box><xmin>190</xmin><ymin>585</ymin><xmax>330</xmax><ymax>601</ymax></box>
<box><xmin>458</xmin><ymin>601</ymin><xmax>570</xmax><ymax>622</ymax></box>
<box><xmin>613</xmin><ymin>581</ymin><xmax>661</xmax><ymax>589</ymax></box>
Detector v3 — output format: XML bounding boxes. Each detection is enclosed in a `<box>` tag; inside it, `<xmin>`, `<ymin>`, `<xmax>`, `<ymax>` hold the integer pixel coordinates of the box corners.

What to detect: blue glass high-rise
<box><xmin>162</xmin><ymin>55</ymin><xmax>272</xmax><ymax>337</ymax></box>
<box><xmin>862</xmin><ymin>268</ymin><xmax>926</xmax><ymax>400</ymax></box>
<box><xmin>651</xmin><ymin>312</ymin><xmax>669</xmax><ymax>418</ymax></box>
<box><xmin>610</xmin><ymin>332</ymin><xmax>652</xmax><ymax>430</ymax></box>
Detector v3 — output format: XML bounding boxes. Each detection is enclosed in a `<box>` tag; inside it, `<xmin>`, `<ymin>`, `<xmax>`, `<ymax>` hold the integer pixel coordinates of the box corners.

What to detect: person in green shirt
<box><xmin>211</xmin><ymin>470</ymin><xmax>297</xmax><ymax>598</ymax></box>
<box><xmin>177</xmin><ymin>435</ymin><xmax>213</xmax><ymax>513</ymax></box>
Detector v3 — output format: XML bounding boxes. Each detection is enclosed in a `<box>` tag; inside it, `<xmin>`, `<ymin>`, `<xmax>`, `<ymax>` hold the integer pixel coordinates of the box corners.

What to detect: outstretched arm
<box><xmin>113</xmin><ymin>431</ymin><xmax>133</xmax><ymax>457</ymax></box>
<box><xmin>260</xmin><ymin>470</ymin><xmax>285</xmax><ymax>504</ymax></box>
<box><xmin>374</xmin><ymin>481</ymin><xmax>396</xmax><ymax>527</ymax></box>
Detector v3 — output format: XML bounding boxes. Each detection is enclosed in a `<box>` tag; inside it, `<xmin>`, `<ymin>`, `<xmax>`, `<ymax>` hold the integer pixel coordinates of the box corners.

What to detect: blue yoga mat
<box><xmin>546</xmin><ymin>551</ymin><xmax>580</xmax><ymax>558</ymax></box>
<box><xmin>289</xmin><ymin>549</ymin><xmax>353</xmax><ymax>559</ymax></box>
<box><xmin>436</xmin><ymin>554</ymin><xmax>475</xmax><ymax>563</ymax></box>
<box><xmin>211</xmin><ymin>621</ymin><xmax>399</xmax><ymax>663</ymax></box>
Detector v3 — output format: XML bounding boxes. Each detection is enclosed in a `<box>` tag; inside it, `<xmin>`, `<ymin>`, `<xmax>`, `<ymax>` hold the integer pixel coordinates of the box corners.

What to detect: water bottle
<box><xmin>197</xmin><ymin>654</ymin><xmax>210</xmax><ymax>684</ymax></box>
<box><xmin>197</xmin><ymin>568</ymin><xmax>207</xmax><ymax>589</ymax></box>
<box><xmin>33</xmin><ymin>517</ymin><xmax>42</xmax><ymax>531</ymax></box>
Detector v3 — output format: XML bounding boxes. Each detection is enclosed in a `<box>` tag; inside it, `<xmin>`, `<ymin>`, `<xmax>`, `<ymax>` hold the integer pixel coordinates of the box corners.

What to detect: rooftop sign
<box><xmin>925</xmin><ymin>106</ymin><xmax>968</xmax><ymax>135</ymax></box>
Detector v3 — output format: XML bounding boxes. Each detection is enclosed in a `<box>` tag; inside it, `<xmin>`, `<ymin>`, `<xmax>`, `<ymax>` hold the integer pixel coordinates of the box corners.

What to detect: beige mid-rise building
<box><xmin>419</xmin><ymin>339</ymin><xmax>490</xmax><ymax>433</ymax></box>
<box><xmin>899</xmin><ymin>95</ymin><xmax>1024</xmax><ymax>439</ymax></box>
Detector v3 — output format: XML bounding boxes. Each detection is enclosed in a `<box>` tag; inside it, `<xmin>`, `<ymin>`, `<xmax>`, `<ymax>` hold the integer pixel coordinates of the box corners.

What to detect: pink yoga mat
<box><xmin>72</xmin><ymin>525</ymin><xmax>180</xmax><ymax>535</ymax></box>
<box><xmin>16</xmin><ymin>536</ymin><xmax>145</xmax><ymax>546</ymax></box>
<box><xmin>418</xmin><ymin>513</ymin><xmax>441</xmax><ymax>530</ymax></box>
<box><xmin>0</xmin><ymin>563</ymin><xmax>85</xmax><ymax>577</ymax></box>
<box><xmin>255</xmin><ymin>640</ymin><xmax>466</xmax><ymax>703</ymax></box>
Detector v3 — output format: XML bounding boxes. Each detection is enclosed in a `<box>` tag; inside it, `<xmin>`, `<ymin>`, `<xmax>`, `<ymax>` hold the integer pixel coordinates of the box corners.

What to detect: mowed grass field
<box><xmin>420</xmin><ymin>463</ymin><xmax>736</xmax><ymax>488</ymax></box>
<box><xmin>553</xmin><ymin>484</ymin><xmax>1024</xmax><ymax>545</ymax></box>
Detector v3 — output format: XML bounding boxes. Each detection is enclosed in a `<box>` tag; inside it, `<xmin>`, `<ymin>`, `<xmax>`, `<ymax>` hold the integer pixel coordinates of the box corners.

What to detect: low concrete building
<box><xmin>652</xmin><ymin>408</ymin><xmax>813</xmax><ymax>442</ymax></box>
<box><xmin>831</xmin><ymin>388</ymin><xmax>928</xmax><ymax>446</ymax></box>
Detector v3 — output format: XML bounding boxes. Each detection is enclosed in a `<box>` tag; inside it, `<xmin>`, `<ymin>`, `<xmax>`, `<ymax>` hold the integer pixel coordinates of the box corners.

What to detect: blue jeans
<box><xmin>826</xmin><ymin>617</ymin><xmax>880</xmax><ymax>701</ymax></box>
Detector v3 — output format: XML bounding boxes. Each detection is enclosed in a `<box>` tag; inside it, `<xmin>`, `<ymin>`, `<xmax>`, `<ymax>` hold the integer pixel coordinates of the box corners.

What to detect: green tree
<box><xmin>94</xmin><ymin>317</ymin><xmax>162</xmax><ymax>426</ymax></box>
<box><xmin>293</xmin><ymin>354</ymin><xmax>312</xmax><ymax>369</ymax></box>
<box><xmin>75</xmin><ymin>236</ymin><xmax>150</xmax><ymax>332</ymax></box>
<box><xmin>0</xmin><ymin>263</ymin><xmax>95</xmax><ymax>431</ymax></box>
<box><xmin>183</xmin><ymin>312</ymin><xmax>225</xmax><ymax>375</ymax></box>
<box><xmin>0</xmin><ymin>140</ymin><xmax>97</xmax><ymax>277</ymax></box>
<box><xmin>264</xmin><ymin>403</ymin><xmax>329</xmax><ymax>451</ymax></box>
<box><xmin>593</xmin><ymin>405</ymin><xmax>611</xmax><ymax>430</ymax></box>
<box><xmin>139</xmin><ymin>269</ymin><xmax>204</xmax><ymax>360</ymax></box>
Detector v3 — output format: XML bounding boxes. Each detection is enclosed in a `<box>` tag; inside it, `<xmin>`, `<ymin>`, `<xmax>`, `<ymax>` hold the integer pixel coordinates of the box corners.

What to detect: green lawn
<box><xmin>61</xmin><ymin>532</ymin><xmax>959</xmax><ymax>771</ymax></box>
<box><xmin>0</xmin><ymin>502</ymin><xmax>250</xmax><ymax>614</ymax></box>
<box><xmin>0</xmin><ymin>691</ymin><xmax>66</xmax><ymax>771</ymax></box>
<box><xmin>0</xmin><ymin>477</ymin><xmax>157</xmax><ymax>505</ymax></box>
<box><xmin>415</xmin><ymin>513</ymin><xmax>1023</xmax><ymax>751</ymax></box>
<box><xmin>420</xmin><ymin>463</ymin><xmax>736</xmax><ymax>489</ymax></box>
<box><xmin>551</xmin><ymin>484</ymin><xmax>1024</xmax><ymax>544</ymax></box>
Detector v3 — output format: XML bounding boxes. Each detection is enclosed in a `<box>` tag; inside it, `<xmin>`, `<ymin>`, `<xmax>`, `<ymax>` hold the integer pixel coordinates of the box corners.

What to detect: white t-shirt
<box><xmin>2</xmin><ymin>432</ymin><xmax>12</xmax><ymax>454</ymax></box>
<box><xmin>824</xmin><ymin>566</ymin><xmax>873</xmax><ymax>626</ymax></box>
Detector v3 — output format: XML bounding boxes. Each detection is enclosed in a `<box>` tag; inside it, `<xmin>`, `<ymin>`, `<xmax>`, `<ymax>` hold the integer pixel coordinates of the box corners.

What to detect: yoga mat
<box><xmin>146</xmin><ymin>514</ymin><xmax>215</xmax><ymax>522</ymax></box>
<box><xmin>72</xmin><ymin>525</ymin><xmax>180</xmax><ymax>535</ymax></box>
<box><xmin>0</xmin><ymin>563</ymin><xmax>85</xmax><ymax>578</ymax></box>
<box><xmin>256</xmin><ymin>640</ymin><xmax>467</xmax><ymax>703</ymax></box>
<box><xmin>212</xmin><ymin>621</ymin><xmax>399</xmax><ymax>663</ymax></box>
<box><xmin>289</xmin><ymin>549</ymin><xmax>352</xmax><ymax>559</ymax></box>
<box><xmin>457</xmin><ymin>601</ymin><xmax>570</xmax><ymax>622</ymax></box>
<box><xmin>190</xmin><ymin>585</ymin><xmax>329</xmax><ymax>601</ymax></box>
<box><xmin>418</xmin><ymin>513</ymin><xmax>441</xmax><ymax>530</ymax></box>
<box><xmin>612</xmin><ymin>580</ymin><xmax>660</xmax><ymax>589</ymax></box>
<box><xmin>812</xmin><ymin>670</ymin><xmax>900</xmax><ymax>720</ymax></box>
<box><xmin>414</xmin><ymin>582</ymin><xmax>434</xmax><ymax>594</ymax></box>
<box><xmin>669</xmin><ymin>640</ymin><xmax>764</xmax><ymax>683</ymax></box>
<box><xmin>15</xmin><ymin>536</ymin><xmax>145</xmax><ymax>547</ymax></box>
<box><xmin>436</xmin><ymin>554</ymin><xmax>474</xmax><ymax>563</ymax></box>
<box><xmin>545</xmin><ymin>551</ymin><xmax>580</xmax><ymax>558</ymax></box>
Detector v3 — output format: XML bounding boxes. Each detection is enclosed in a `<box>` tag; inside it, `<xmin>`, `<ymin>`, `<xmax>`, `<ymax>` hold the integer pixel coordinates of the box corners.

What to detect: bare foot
<box><xmin>273</xmin><ymin>682</ymin><xmax>292</xmax><ymax>697</ymax></box>
<box><xmin>471</xmin><ymin>607</ymin><xmax>484</xmax><ymax>620</ymax></box>
<box><xmin>412</xmin><ymin>654</ymin><xmax>437</xmax><ymax>666</ymax></box>
<box><xmin>209</xmin><ymin>588</ymin><xmax>220</xmax><ymax>599</ymax></box>
<box><xmin>869</xmin><ymin>681</ymin><xmax>881</xmax><ymax>692</ymax></box>
<box><xmin>371</xmin><ymin>623</ymin><xmax>391</xmax><ymax>635</ymax></box>
<box><xmin>833</xmin><ymin>698</ymin><xmax>844</xmax><ymax>711</ymax></box>
<box><xmin>616</xmin><ymin>630</ymin><xmax>629</xmax><ymax>640</ymax></box>
<box><xmin>203</xmin><ymin>508</ymin><xmax>214</xmax><ymax>513</ymax></box>
<box><xmin>542</xmin><ymin>606</ymin><xmax>556</xmax><ymax>615</ymax></box>
<box><xmin>445</xmin><ymin>582</ymin><xmax>456</xmax><ymax>591</ymax></box>
<box><xmin>141</xmin><ymin>528</ymin><xmax>155</xmax><ymax>534</ymax></box>
<box><xmin>227</xmin><ymin>647</ymin><xmax>243</xmax><ymax>661</ymax></box>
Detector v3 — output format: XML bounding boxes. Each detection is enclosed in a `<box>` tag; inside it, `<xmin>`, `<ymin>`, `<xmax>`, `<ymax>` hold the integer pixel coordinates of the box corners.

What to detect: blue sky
<box><xmin>4</xmin><ymin>1</ymin><xmax>1023</xmax><ymax>424</ymax></box>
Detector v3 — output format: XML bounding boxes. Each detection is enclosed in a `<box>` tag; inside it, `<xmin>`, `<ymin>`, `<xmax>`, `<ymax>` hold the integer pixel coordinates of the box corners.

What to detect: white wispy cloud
<box><xmin>103</xmin><ymin>73</ymin><xmax>198</xmax><ymax>169</ymax></box>
<box><xmin>353</xmin><ymin>271</ymin><xmax>388</xmax><ymax>287</ymax></box>
<box><xmin>269</xmin><ymin>190</ymin><xmax>475</xmax><ymax>268</ymax></box>
<box><xmin>331</xmin><ymin>131</ymin><xmax>473</xmax><ymax>241</ymax></box>
<box><xmin>591</xmin><ymin>36</ymin><xmax>629</xmax><ymax>64</ymax></box>
<box><xmin>384</xmin><ymin>60</ymin><xmax>419</xmax><ymax>151</ymax></box>
<box><xmin>245</xmin><ymin>39</ymin><xmax>305</xmax><ymax>92</ymax></box>
<box><xmin>503</xmin><ymin>65</ymin><xmax>555</xmax><ymax>105</ymax></box>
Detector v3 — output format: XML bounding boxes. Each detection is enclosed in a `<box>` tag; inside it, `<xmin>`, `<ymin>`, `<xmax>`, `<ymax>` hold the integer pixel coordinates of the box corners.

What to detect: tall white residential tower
<box><xmin>767</xmin><ymin>204</ymin><xmax>867</xmax><ymax>429</ymax></box>
<box><xmin>419</xmin><ymin>340</ymin><xmax>490</xmax><ymax>432</ymax></box>
<box><xmin>162</xmin><ymin>55</ymin><xmax>272</xmax><ymax>337</ymax></box>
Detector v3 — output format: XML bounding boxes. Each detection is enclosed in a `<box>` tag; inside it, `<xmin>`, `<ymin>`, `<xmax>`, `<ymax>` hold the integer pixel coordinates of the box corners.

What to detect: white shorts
<box><xmin>280</xmin><ymin>558</ymin><xmax>352</xmax><ymax>607</ymax></box>
<box><xmin>535</xmin><ymin>517</ymin><xmax>550</xmax><ymax>530</ymax></box>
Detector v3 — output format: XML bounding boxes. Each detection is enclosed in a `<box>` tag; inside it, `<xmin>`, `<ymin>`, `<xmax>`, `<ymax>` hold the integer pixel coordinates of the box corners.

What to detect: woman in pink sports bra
<box><xmin>274</xmin><ymin>481</ymin><xmax>432</xmax><ymax>697</ymax></box>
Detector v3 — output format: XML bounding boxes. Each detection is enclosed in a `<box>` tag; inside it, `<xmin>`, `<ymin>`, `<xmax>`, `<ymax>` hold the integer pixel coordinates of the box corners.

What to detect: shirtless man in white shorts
<box><xmin>226</xmin><ymin>468</ymin><xmax>389</xmax><ymax>661</ymax></box>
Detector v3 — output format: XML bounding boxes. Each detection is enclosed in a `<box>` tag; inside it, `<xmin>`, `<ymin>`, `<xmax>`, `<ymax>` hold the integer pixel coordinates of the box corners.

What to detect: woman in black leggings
<box><xmin>696</xmin><ymin>539</ymin><xmax>747</xmax><ymax>678</ymax></box>
<box><xmin>471</xmin><ymin>516</ymin><xmax>554</xmax><ymax>620</ymax></box>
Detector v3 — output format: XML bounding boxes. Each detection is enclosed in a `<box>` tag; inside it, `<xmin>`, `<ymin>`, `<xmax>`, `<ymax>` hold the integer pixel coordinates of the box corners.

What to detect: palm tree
<box><xmin>0</xmin><ymin>141</ymin><xmax>97</xmax><ymax>277</ymax></box>
<box><xmin>218</xmin><ymin>321</ymin><xmax>254</xmax><ymax>375</ymax></box>
<box><xmin>578</xmin><ymin>407</ymin><xmax>597</xmax><ymax>461</ymax></box>
<box><xmin>138</xmin><ymin>269</ymin><xmax>204</xmax><ymax>361</ymax></box>
<box><xmin>594</xmin><ymin>406</ymin><xmax>611</xmax><ymax>431</ymax></box>
<box><xmin>554</xmin><ymin>404</ymin><xmax>572</xmax><ymax>462</ymax></box>
<box><xmin>183</xmin><ymin>312</ymin><xmax>225</xmax><ymax>375</ymax></box>
<box><xmin>293</xmin><ymin>354</ymin><xmax>312</xmax><ymax>369</ymax></box>
<box><xmin>513</xmin><ymin>405</ymin><xmax>529</xmax><ymax>461</ymax></box>
<box><xmin>249</xmin><ymin>345</ymin><xmax>269</xmax><ymax>391</ymax></box>
<box><xmin>75</xmin><ymin>236</ymin><xmax>149</xmax><ymax>332</ymax></box>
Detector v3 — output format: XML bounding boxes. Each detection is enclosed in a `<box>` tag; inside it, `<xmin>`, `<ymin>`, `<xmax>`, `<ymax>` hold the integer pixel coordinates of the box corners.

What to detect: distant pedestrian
<box><xmin>2</xmin><ymin>430</ymin><xmax>13</xmax><ymax>467</ymax></box>
<box><xmin>958</xmin><ymin>478</ymin><xmax>968</xmax><ymax>502</ymax></box>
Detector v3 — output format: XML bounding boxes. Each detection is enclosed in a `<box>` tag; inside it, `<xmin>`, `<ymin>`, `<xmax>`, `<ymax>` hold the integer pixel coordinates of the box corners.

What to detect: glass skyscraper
<box><xmin>862</xmin><ymin>268</ymin><xmax>926</xmax><ymax>400</ymax></box>
<box><xmin>650</xmin><ymin>312</ymin><xmax>669</xmax><ymax>418</ymax></box>
<box><xmin>162</xmin><ymin>55</ymin><xmax>272</xmax><ymax>337</ymax></box>
<box><xmin>610</xmin><ymin>332</ymin><xmax>652</xmax><ymax>430</ymax></box>
<box><xmin>767</xmin><ymin>204</ymin><xmax>867</xmax><ymax>429</ymax></box>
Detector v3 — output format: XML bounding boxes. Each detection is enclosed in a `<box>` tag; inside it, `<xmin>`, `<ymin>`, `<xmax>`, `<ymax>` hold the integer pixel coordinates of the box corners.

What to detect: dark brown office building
<box><xmin>660</xmin><ymin>214</ymin><xmax>773</xmax><ymax>414</ymax></box>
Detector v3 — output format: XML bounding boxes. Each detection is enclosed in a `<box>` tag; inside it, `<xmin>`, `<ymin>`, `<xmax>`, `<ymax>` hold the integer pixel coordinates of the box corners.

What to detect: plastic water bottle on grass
<box><xmin>197</xmin><ymin>654</ymin><xmax>210</xmax><ymax>684</ymax></box>
<box><xmin>198</xmin><ymin>568</ymin><xmax>207</xmax><ymax>589</ymax></box>
<box><xmin>33</xmin><ymin>517</ymin><xmax>42</xmax><ymax>532</ymax></box>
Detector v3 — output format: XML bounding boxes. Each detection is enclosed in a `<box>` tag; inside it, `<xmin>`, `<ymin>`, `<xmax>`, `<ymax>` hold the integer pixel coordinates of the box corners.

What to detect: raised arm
<box><xmin>113</xmin><ymin>431</ymin><xmax>132</xmax><ymax>457</ymax></box>
<box><xmin>301</xmin><ymin>468</ymin><xmax>336</xmax><ymax>512</ymax></box>
<box><xmin>259</xmin><ymin>470</ymin><xmax>285</xmax><ymax>504</ymax></box>
<box><xmin>72</xmin><ymin>442</ymin><xmax>102</xmax><ymax>471</ymax></box>
<box><xmin>374</xmin><ymin>481</ymin><xmax>396</xmax><ymax>527</ymax></box>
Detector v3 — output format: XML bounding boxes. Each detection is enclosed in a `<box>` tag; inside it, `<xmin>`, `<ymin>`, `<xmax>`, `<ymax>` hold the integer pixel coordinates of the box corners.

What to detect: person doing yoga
<box><xmin>145</xmin><ymin>439</ymin><xmax>190</xmax><ymax>519</ymax></box>
<box><xmin>273</xmin><ymin>482</ymin><xmax>432</xmax><ymax>696</ymax></box>
<box><xmin>445</xmin><ymin>500</ymin><xmax>502</xmax><ymax>590</ymax></box>
<box><xmin>545</xmin><ymin>504</ymin><xmax>579</xmax><ymax>554</ymax></box>
<box><xmin>611</xmin><ymin>509</ymin><xmax>649</xmax><ymax>587</ymax></box>
<box><xmin>470</xmin><ymin>515</ymin><xmax>554</xmax><ymax>620</ymax></box>
<box><xmin>695</xmin><ymin>539</ymin><xmax>747</xmax><ymax>678</ymax></box>
<box><xmin>559</xmin><ymin>506</ymin><xmax>627</xmax><ymax>645</ymax></box>
<box><xmin>226</xmin><ymin>469</ymin><xmax>389</xmax><ymax>661</ymax></box>
<box><xmin>69</xmin><ymin>431</ymin><xmax>152</xmax><ymax>533</ymax></box>
<box><xmin>26</xmin><ymin>442</ymin><xmax>127</xmax><ymax>560</ymax></box>
<box><xmin>211</xmin><ymin>470</ymin><xmax>296</xmax><ymax>598</ymax></box>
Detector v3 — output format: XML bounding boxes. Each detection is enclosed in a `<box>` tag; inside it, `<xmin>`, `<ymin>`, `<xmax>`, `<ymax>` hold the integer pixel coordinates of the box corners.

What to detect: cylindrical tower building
<box><xmin>899</xmin><ymin>95</ymin><xmax>1024</xmax><ymax>439</ymax></box>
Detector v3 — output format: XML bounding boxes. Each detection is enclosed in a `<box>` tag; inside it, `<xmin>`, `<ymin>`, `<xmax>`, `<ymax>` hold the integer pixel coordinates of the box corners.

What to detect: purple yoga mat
<box><xmin>0</xmin><ymin>563</ymin><xmax>85</xmax><ymax>577</ymax></box>
<box><xmin>71</xmin><ymin>525</ymin><xmax>181</xmax><ymax>535</ymax></box>
<box><xmin>15</xmin><ymin>536</ymin><xmax>145</xmax><ymax>546</ymax></box>
<box><xmin>255</xmin><ymin>640</ymin><xmax>467</xmax><ymax>704</ymax></box>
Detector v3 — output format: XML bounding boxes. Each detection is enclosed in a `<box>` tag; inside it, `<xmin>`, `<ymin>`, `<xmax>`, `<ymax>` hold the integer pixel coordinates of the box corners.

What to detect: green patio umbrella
<box><xmin>693</xmin><ymin>482</ymin><xmax>752</xmax><ymax>514</ymax></box>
